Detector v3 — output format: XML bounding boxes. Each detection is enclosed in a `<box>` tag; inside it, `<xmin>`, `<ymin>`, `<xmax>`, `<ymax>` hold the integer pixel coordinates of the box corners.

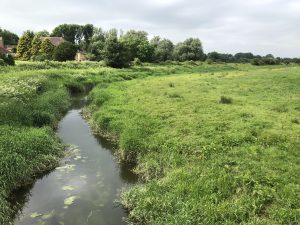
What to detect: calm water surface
<box><xmin>11</xmin><ymin>96</ymin><xmax>137</xmax><ymax>225</ymax></box>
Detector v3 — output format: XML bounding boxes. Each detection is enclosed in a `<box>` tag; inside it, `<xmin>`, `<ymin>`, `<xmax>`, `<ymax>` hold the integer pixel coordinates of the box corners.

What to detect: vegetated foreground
<box><xmin>0</xmin><ymin>62</ymin><xmax>299</xmax><ymax>224</ymax></box>
<box><xmin>87</xmin><ymin>67</ymin><xmax>300</xmax><ymax>224</ymax></box>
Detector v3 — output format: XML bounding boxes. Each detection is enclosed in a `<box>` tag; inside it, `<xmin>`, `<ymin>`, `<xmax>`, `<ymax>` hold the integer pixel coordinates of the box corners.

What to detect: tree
<box><xmin>0</xmin><ymin>28</ymin><xmax>19</xmax><ymax>45</ymax></box>
<box><xmin>151</xmin><ymin>36</ymin><xmax>174</xmax><ymax>62</ymax></box>
<box><xmin>81</xmin><ymin>24</ymin><xmax>94</xmax><ymax>48</ymax></box>
<box><xmin>30</xmin><ymin>35</ymin><xmax>43</xmax><ymax>57</ymax></box>
<box><xmin>207</xmin><ymin>52</ymin><xmax>235</xmax><ymax>63</ymax></box>
<box><xmin>40</xmin><ymin>39</ymin><xmax>55</xmax><ymax>59</ymax></box>
<box><xmin>51</xmin><ymin>24</ymin><xmax>82</xmax><ymax>44</ymax></box>
<box><xmin>87</xmin><ymin>27</ymin><xmax>106</xmax><ymax>61</ymax></box>
<box><xmin>234</xmin><ymin>52</ymin><xmax>254</xmax><ymax>63</ymax></box>
<box><xmin>53</xmin><ymin>42</ymin><xmax>77</xmax><ymax>61</ymax></box>
<box><xmin>16</xmin><ymin>31</ymin><xmax>34</xmax><ymax>60</ymax></box>
<box><xmin>36</xmin><ymin>30</ymin><xmax>50</xmax><ymax>37</ymax></box>
<box><xmin>103</xmin><ymin>29</ymin><xmax>130</xmax><ymax>68</ymax></box>
<box><xmin>120</xmin><ymin>30</ymin><xmax>153</xmax><ymax>62</ymax></box>
<box><xmin>173</xmin><ymin>38</ymin><xmax>204</xmax><ymax>61</ymax></box>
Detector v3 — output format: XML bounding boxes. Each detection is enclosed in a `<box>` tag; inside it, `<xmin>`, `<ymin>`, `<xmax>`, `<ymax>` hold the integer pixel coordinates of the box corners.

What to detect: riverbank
<box><xmin>1</xmin><ymin>62</ymin><xmax>299</xmax><ymax>224</ymax></box>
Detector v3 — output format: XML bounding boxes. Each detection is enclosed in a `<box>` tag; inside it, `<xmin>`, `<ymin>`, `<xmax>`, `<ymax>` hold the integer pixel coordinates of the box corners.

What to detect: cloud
<box><xmin>0</xmin><ymin>0</ymin><xmax>299</xmax><ymax>57</ymax></box>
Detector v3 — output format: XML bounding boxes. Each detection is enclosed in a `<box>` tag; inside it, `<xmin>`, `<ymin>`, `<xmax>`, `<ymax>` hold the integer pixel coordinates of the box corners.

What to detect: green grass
<box><xmin>0</xmin><ymin>61</ymin><xmax>244</xmax><ymax>224</ymax></box>
<box><xmin>1</xmin><ymin>61</ymin><xmax>299</xmax><ymax>224</ymax></box>
<box><xmin>87</xmin><ymin>66</ymin><xmax>300</xmax><ymax>224</ymax></box>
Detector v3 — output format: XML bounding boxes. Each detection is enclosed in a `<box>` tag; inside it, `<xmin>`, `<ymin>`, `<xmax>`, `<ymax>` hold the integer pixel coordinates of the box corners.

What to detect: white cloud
<box><xmin>0</xmin><ymin>0</ymin><xmax>299</xmax><ymax>57</ymax></box>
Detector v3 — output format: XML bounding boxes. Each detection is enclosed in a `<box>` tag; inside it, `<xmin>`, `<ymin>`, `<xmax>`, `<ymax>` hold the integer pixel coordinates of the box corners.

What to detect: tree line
<box><xmin>1</xmin><ymin>24</ymin><xmax>299</xmax><ymax>67</ymax></box>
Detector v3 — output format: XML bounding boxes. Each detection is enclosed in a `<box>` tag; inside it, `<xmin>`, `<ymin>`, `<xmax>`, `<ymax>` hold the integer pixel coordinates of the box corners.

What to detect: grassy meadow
<box><xmin>87</xmin><ymin>66</ymin><xmax>300</xmax><ymax>224</ymax></box>
<box><xmin>0</xmin><ymin>61</ymin><xmax>299</xmax><ymax>224</ymax></box>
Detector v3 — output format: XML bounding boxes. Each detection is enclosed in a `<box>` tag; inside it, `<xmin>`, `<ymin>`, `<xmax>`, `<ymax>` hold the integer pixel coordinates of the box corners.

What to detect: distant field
<box><xmin>87</xmin><ymin>66</ymin><xmax>300</xmax><ymax>224</ymax></box>
<box><xmin>0</xmin><ymin>62</ymin><xmax>299</xmax><ymax>224</ymax></box>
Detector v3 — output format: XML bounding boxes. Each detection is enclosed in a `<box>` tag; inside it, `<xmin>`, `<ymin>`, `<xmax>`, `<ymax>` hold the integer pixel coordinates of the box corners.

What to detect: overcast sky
<box><xmin>1</xmin><ymin>0</ymin><xmax>299</xmax><ymax>57</ymax></box>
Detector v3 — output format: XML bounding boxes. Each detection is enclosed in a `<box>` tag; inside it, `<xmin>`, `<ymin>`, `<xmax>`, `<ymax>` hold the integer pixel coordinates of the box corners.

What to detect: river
<box><xmin>10</xmin><ymin>95</ymin><xmax>137</xmax><ymax>225</ymax></box>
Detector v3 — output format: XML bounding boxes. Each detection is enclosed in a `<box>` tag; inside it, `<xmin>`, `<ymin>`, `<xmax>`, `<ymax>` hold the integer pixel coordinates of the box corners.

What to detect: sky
<box><xmin>1</xmin><ymin>0</ymin><xmax>299</xmax><ymax>57</ymax></box>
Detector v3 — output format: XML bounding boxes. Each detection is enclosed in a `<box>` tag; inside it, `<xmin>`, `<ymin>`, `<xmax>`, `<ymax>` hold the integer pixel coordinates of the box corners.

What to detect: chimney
<box><xmin>0</xmin><ymin>37</ymin><xmax>4</xmax><ymax>48</ymax></box>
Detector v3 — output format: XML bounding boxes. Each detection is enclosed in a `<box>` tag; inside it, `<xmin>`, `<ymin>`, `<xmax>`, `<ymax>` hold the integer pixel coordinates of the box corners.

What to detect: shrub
<box><xmin>219</xmin><ymin>96</ymin><xmax>233</xmax><ymax>104</ymax></box>
<box><xmin>53</xmin><ymin>42</ymin><xmax>77</xmax><ymax>62</ymax></box>
<box><xmin>0</xmin><ymin>53</ymin><xmax>15</xmax><ymax>66</ymax></box>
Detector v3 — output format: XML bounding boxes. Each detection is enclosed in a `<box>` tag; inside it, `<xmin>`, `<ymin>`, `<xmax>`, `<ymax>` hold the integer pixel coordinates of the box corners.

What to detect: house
<box><xmin>40</xmin><ymin>37</ymin><xmax>65</xmax><ymax>47</ymax></box>
<box><xmin>75</xmin><ymin>51</ymin><xmax>88</xmax><ymax>62</ymax></box>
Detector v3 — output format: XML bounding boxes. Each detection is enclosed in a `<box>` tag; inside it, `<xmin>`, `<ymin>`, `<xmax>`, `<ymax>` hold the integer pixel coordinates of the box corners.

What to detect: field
<box><xmin>0</xmin><ymin>62</ymin><xmax>299</xmax><ymax>224</ymax></box>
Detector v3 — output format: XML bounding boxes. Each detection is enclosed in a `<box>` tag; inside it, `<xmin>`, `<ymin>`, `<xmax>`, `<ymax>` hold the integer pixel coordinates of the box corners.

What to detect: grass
<box><xmin>87</xmin><ymin>66</ymin><xmax>300</xmax><ymax>224</ymax></box>
<box><xmin>0</xmin><ymin>61</ymin><xmax>299</xmax><ymax>224</ymax></box>
<box><xmin>0</xmin><ymin>61</ymin><xmax>245</xmax><ymax>224</ymax></box>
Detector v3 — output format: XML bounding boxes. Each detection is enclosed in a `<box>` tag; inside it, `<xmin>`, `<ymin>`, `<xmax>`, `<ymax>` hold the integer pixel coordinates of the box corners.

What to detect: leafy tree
<box><xmin>207</xmin><ymin>52</ymin><xmax>235</xmax><ymax>63</ymax></box>
<box><xmin>103</xmin><ymin>29</ymin><xmax>130</xmax><ymax>68</ymax></box>
<box><xmin>40</xmin><ymin>39</ymin><xmax>55</xmax><ymax>59</ymax></box>
<box><xmin>151</xmin><ymin>36</ymin><xmax>174</xmax><ymax>62</ymax></box>
<box><xmin>87</xmin><ymin>27</ymin><xmax>106</xmax><ymax>61</ymax></box>
<box><xmin>0</xmin><ymin>28</ymin><xmax>19</xmax><ymax>45</ymax></box>
<box><xmin>30</xmin><ymin>35</ymin><xmax>43</xmax><ymax>56</ymax></box>
<box><xmin>16</xmin><ymin>31</ymin><xmax>34</xmax><ymax>60</ymax></box>
<box><xmin>173</xmin><ymin>38</ymin><xmax>204</xmax><ymax>61</ymax></box>
<box><xmin>81</xmin><ymin>24</ymin><xmax>94</xmax><ymax>47</ymax></box>
<box><xmin>53</xmin><ymin>42</ymin><xmax>77</xmax><ymax>61</ymax></box>
<box><xmin>120</xmin><ymin>30</ymin><xmax>153</xmax><ymax>62</ymax></box>
<box><xmin>51</xmin><ymin>24</ymin><xmax>82</xmax><ymax>44</ymax></box>
<box><xmin>36</xmin><ymin>30</ymin><xmax>50</xmax><ymax>37</ymax></box>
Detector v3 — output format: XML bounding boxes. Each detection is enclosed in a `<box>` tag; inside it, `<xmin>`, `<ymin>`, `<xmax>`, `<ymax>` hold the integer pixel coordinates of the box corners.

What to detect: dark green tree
<box><xmin>0</xmin><ymin>28</ymin><xmax>19</xmax><ymax>45</ymax></box>
<box><xmin>16</xmin><ymin>31</ymin><xmax>34</xmax><ymax>60</ymax></box>
<box><xmin>53</xmin><ymin>42</ymin><xmax>77</xmax><ymax>61</ymax></box>
<box><xmin>51</xmin><ymin>24</ymin><xmax>82</xmax><ymax>44</ymax></box>
<box><xmin>30</xmin><ymin>35</ymin><xmax>43</xmax><ymax>57</ymax></box>
<box><xmin>103</xmin><ymin>29</ymin><xmax>130</xmax><ymax>68</ymax></box>
<box><xmin>120</xmin><ymin>30</ymin><xmax>153</xmax><ymax>62</ymax></box>
<box><xmin>87</xmin><ymin>27</ymin><xmax>106</xmax><ymax>61</ymax></box>
<box><xmin>151</xmin><ymin>36</ymin><xmax>174</xmax><ymax>62</ymax></box>
<box><xmin>173</xmin><ymin>38</ymin><xmax>204</xmax><ymax>61</ymax></box>
<box><xmin>40</xmin><ymin>39</ymin><xmax>55</xmax><ymax>59</ymax></box>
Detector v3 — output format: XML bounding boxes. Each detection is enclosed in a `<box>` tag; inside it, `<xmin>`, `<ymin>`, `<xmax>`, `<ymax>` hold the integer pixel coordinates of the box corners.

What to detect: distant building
<box><xmin>75</xmin><ymin>51</ymin><xmax>88</xmax><ymax>62</ymax></box>
<box><xmin>40</xmin><ymin>37</ymin><xmax>65</xmax><ymax>46</ymax></box>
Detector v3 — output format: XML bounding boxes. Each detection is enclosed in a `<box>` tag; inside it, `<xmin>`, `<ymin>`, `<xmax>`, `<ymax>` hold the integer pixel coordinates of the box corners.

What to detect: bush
<box><xmin>53</xmin><ymin>42</ymin><xmax>77</xmax><ymax>62</ymax></box>
<box><xmin>0</xmin><ymin>54</ymin><xmax>15</xmax><ymax>66</ymax></box>
<box><xmin>219</xmin><ymin>96</ymin><xmax>233</xmax><ymax>104</ymax></box>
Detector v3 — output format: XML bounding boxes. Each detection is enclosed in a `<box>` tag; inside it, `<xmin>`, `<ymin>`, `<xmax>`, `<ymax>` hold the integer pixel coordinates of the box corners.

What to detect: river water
<box><xmin>10</xmin><ymin>96</ymin><xmax>137</xmax><ymax>225</ymax></box>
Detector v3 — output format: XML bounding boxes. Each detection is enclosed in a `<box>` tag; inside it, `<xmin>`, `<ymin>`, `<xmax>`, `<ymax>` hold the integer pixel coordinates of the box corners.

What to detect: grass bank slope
<box><xmin>88</xmin><ymin>66</ymin><xmax>300</xmax><ymax>224</ymax></box>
